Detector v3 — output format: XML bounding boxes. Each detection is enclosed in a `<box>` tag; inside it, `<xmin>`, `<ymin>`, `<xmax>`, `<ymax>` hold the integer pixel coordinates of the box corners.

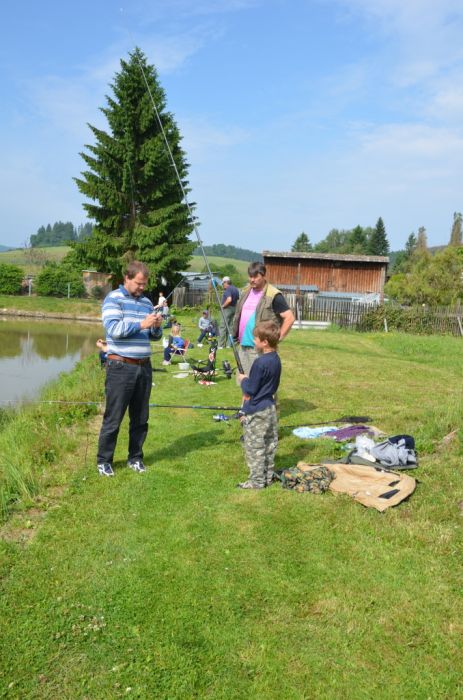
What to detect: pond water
<box><xmin>0</xmin><ymin>317</ymin><xmax>102</xmax><ymax>404</ymax></box>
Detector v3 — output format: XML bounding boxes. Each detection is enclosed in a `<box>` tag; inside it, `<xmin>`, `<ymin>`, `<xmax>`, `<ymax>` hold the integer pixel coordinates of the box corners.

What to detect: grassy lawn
<box><xmin>0</xmin><ymin>328</ymin><xmax>462</xmax><ymax>698</ymax></box>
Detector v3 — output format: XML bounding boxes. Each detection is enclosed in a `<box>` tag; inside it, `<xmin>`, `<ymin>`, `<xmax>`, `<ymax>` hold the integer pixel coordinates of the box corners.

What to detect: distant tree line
<box><xmin>291</xmin><ymin>218</ymin><xmax>389</xmax><ymax>256</ymax></box>
<box><xmin>30</xmin><ymin>222</ymin><xmax>93</xmax><ymax>248</ymax></box>
<box><xmin>193</xmin><ymin>244</ymin><xmax>263</xmax><ymax>262</ymax></box>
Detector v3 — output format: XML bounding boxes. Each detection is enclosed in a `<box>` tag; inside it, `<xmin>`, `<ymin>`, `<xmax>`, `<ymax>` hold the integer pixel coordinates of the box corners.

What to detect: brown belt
<box><xmin>107</xmin><ymin>354</ymin><xmax>150</xmax><ymax>365</ymax></box>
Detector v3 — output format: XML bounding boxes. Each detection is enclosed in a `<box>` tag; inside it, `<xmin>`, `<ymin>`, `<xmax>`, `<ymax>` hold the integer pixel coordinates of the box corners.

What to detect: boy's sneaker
<box><xmin>197</xmin><ymin>343</ymin><xmax>203</xmax><ymax>347</ymax></box>
<box><xmin>98</xmin><ymin>462</ymin><xmax>114</xmax><ymax>477</ymax></box>
<box><xmin>128</xmin><ymin>459</ymin><xmax>146</xmax><ymax>473</ymax></box>
<box><xmin>237</xmin><ymin>480</ymin><xmax>264</xmax><ymax>489</ymax></box>
<box><xmin>162</xmin><ymin>360</ymin><xmax>171</xmax><ymax>365</ymax></box>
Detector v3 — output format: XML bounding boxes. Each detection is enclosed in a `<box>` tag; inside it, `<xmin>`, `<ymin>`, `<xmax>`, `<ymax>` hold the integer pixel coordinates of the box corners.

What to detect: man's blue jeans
<box><xmin>97</xmin><ymin>359</ymin><xmax>152</xmax><ymax>464</ymax></box>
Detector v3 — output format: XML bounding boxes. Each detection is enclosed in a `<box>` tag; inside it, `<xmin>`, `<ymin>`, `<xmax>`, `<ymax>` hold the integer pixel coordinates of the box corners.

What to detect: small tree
<box><xmin>415</xmin><ymin>226</ymin><xmax>428</xmax><ymax>253</ymax></box>
<box><xmin>348</xmin><ymin>225</ymin><xmax>367</xmax><ymax>253</ymax></box>
<box><xmin>449</xmin><ymin>212</ymin><xmax>462</xmax><ymax>247</ymax></box>
<box><xmin>0</xmin><ymin>263</ymin><xmax>23</xmax><ymax>294</ymax></box>
<box><xmin>391</xmin><ymin>233</ymin><xmax>418</xmax><ymax>273</ymax></box>
<box><xmin>291</xmin><ymin>232</ymin><xmax>312</xmax><ymax>252</ymax></box>
<box><xmin>368</xmin><ymin>217</ymin><xmax>389</xmax><ymax>255</ymax></box>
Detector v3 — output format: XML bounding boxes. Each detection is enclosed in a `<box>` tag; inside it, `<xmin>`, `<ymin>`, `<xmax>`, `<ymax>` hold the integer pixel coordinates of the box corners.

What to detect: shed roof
<box><xmin>263</xmin><ymin>251</ymin><xmax>389</xmax><ymax>264</ymax></box>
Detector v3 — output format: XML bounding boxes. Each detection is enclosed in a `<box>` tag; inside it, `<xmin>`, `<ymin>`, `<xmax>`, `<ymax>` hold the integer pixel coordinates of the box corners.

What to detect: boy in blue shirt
<box><xmin>237</xmin><ymin>320</ymin><xmax>281</xmax><ymax>489</ymax></box>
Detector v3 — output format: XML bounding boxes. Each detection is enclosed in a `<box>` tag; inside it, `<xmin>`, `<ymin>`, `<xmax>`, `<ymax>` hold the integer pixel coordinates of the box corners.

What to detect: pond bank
<box><xmin>0</xmin><ymin>308</ymin><xmax>100</xmax><ymax>322</ymax></box>
<box><xmin>0</xmin><ymin>356</ymin><xmax>103</xmax><ymax>524</ymax></box>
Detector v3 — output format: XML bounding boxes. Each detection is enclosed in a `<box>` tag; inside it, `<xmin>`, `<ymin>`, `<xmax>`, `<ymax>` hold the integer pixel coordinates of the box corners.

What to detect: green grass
<box><xmin>0</xmin><ymin>328</ymin><xmax>462</xmax><ymax>698</ymax></box>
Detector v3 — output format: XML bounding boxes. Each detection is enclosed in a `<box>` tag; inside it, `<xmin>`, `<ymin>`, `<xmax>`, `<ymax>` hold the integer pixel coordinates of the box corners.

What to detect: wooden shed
<box><xmin>263</xmin><ymin>251</ymin><xmax>389</xmax><ymax>299</ymax></box>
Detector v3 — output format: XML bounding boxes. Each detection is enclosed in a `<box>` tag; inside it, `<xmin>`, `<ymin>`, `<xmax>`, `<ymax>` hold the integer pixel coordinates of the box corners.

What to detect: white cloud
<box><xmin>180</xmin><ymin>116</ymin><xmax>250</xmax><ymax>159</ymax></box>
<box><xmin>335</xmin><ymin>0</ymin><xmax>463</xmax><ymax>85</ymax></box>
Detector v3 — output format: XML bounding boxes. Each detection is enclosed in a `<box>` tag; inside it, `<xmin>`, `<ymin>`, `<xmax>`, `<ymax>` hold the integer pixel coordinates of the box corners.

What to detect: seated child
<box><xmin>163</xmin><ymin>323</ymin><xmax>186</xmax><ymax>365</ymax></box>
<box><xmin>197</xmin><ymin>310</ymin><xmax>217</xmax><ymax>346</ymax></box>
<box><xmin>237</xmin><ymin>320</ymin><xmax>281</xmax><ymax>489</ymax></box>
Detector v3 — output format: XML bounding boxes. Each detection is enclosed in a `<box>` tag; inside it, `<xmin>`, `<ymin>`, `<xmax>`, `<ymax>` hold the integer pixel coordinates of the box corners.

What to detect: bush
<box><xmin>0</xmin><ymin>263</ymin><xmax>23</xmax><ymax>294</ymax></box>
<box><xmin>35</xmin><ymin>263</ymin><xmax>85</xmax><ymax>297</ymax></box>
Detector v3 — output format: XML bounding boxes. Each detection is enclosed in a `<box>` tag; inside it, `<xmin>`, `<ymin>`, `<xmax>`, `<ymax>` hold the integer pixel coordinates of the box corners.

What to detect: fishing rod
<box><xmin>0</xmin><ymin>400</ymin><xmax>241</xmax><ymax>411</ymax></box>
<box><xmin>135</xmin><ymin>53</ymin><xmax>244</xmax><ymax>375</ymax></box>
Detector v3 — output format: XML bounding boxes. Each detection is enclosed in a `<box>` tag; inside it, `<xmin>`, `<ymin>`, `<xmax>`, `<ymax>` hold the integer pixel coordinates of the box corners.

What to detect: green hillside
<box><xmin>187</xmin><ymin>255</ymin><xmax>249</xmax><ymax>277</ymax></box>
<box><xmin>0</xmin><ymin>248</ymin><xmax>250</xmax><ymax>282</ymax></box>
<box><xmin>0</xmin><ymin>246</ymin><xmax>70</xmax><ymax>275</ymax></box>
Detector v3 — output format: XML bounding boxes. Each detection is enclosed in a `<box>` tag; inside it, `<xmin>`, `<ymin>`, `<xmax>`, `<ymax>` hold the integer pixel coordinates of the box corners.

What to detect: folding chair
<box><xmin>191</xmin><ymin>340</ymin><xmax>218</xmax><ymax>381</ymax></box>
<box><xmin>170</xmin><ymin>338</ymin><xmax>191</xmax><ymax>362</ymax></box>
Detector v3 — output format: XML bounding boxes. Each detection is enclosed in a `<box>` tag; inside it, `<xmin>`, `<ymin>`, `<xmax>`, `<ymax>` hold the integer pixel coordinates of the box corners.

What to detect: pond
<box><xmin>0</xmin><ymin>317</ymin><xmax>102</xmax><ymax>404</ymax></box>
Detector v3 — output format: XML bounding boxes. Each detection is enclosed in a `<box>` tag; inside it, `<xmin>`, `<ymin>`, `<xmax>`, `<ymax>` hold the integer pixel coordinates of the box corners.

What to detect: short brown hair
<box><xmin>248</xmin><ymin>261</ymin><xmax>266</xmax><ymax>277</ymax></box>
<box><xmin>124</xmin><ymin>261</ymin><xmax>150</xmax><ymax>280</ymax></box>
<box><xmin>253</xmin><ymin>320</ymin><xmax>279</xmax><ymax>348</ymax></box>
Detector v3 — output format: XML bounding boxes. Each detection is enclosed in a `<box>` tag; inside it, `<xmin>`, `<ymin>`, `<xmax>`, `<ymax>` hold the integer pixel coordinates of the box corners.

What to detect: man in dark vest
<box><xmin>232</xmin><ymin>261</ymin><xmax>295</xmax><ymax>377</ymax></box>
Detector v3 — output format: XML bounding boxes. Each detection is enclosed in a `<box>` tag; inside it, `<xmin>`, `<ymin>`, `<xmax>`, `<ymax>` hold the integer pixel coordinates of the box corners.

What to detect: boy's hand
<box><xmin>238</xmin><ymin>373</ymin><xmax>247</xmax><ymax>383</ymax></box>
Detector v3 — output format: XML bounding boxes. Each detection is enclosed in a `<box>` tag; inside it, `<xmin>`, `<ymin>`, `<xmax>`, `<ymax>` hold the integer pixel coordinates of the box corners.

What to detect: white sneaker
<box><xmin>218</xmin><ymin>346</ymin><xmax>224</xmax><ymax>350</ymax></box>
<box><xmin>162</xmin><ymin>360</ymin><xmax>171</xmax><ymax>365</ymax></box>
<box><xmin>197</xmin><ymin>343</ymin><xmax>203</xmax><ymax>347</ymax></box>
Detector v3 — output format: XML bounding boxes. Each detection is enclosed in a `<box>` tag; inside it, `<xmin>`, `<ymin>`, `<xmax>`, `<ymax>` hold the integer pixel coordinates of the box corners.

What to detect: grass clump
<box><xmin>0</xmin><ymin>329</ymin><xmax>462</xmax><ymax>698</ymax></box>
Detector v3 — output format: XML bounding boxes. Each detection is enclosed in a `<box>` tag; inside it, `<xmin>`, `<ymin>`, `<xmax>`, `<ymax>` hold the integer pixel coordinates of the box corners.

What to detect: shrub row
<box><xmin>357</xmin><ymin>305</ymin><xmax>463</xmax><ymax>335</ymax></box>
<box><xmin>0</xmin><ymin>261</ymin><xmax>86</xmax><ymax>297</ymax></box>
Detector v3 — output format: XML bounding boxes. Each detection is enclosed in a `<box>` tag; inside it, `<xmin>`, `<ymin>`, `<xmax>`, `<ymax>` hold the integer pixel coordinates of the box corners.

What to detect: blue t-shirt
<box><xmin>172</xmin><ymin>336</ymin><xmax>185</xmax><ymax>349</ymax></box>
<box><xmin>222</xmin><ymin>284</ymin><xmax>239</xmax><ymax>307</ymax></box>
<box><xmin>241</xmin><ymin>351</ymin><xmax>281</xmax><ymax>415</ymax></box>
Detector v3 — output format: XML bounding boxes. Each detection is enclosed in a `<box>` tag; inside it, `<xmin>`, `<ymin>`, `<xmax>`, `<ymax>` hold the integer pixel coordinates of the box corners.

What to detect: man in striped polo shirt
<box><xmin>97</xmin><ymin>261</ymin><xmax>163</xmax><ymax>477</ymax></box>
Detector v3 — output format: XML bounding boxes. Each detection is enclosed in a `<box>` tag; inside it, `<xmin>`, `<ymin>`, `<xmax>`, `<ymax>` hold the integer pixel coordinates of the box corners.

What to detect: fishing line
<box><xmin>132</xmin><ymin>48</ymin><xmax>244</xmax><ymax>373</ymax></box>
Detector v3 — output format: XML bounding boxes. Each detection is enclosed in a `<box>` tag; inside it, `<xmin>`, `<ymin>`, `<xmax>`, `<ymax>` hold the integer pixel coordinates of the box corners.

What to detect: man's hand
<box><xmin>238</xmin><ymin>373</ymin><xmax>248</xmax><ymax>383</ymax></box>
<box><xmin>140</xmin><ymin>312</ymin><xmax>163</xmax><ymax>330</ymax></box>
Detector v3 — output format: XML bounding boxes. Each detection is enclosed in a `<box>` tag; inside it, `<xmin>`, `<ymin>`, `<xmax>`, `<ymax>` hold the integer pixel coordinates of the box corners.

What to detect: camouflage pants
<box><xmin>242</xmin><ymin>405</ymin><xmax>278</xmax><ymax>486</ymax></box>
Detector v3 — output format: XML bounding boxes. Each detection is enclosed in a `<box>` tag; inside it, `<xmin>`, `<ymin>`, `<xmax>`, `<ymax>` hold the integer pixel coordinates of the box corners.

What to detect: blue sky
<box><xmin>1</xmin><ymin>0</ymin><xmax>463</xmax><ymax>252</ymax></box>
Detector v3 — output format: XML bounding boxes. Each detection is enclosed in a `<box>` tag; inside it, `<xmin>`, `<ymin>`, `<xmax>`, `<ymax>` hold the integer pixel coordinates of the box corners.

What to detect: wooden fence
<box><xmin>286</xmin><ymin>294</ymin><xmax>376</xmax><ymax>328</ymax></box>
<box><xmin>173</xmin><ymin>287</ymin><xmax>218</xmax><ymax>309</ymax></box>
<box><xmin>287</xmin><ymin>294</ymin><xmax>463</xmax><ymax>336</ymax></box>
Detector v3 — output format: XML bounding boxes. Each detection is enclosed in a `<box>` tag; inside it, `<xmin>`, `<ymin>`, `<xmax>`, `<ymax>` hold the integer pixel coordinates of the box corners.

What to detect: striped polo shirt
<box><xmin>102</xmin><ymin>285</ymin><xmax>162</xmax><ymax>359</ymax></box>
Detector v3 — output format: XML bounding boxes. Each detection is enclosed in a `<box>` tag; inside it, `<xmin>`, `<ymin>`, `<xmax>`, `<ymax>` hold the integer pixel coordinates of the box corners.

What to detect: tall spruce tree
<box><xmin>73</xmin><ymin>48</ymin><xmax>195</xmax><ymax>282</ymax></box>
<box><xmin>368</xmin><ymin>217</ymin><xmax>389</xmax><ymax>255</ymax></box>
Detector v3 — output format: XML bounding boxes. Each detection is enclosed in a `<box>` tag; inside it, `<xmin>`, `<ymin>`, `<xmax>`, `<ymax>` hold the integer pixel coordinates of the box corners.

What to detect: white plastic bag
<box><xmin>355</xmin><ymin>435</ymin><xmax>376</xmax><ymax>461</ymax></box>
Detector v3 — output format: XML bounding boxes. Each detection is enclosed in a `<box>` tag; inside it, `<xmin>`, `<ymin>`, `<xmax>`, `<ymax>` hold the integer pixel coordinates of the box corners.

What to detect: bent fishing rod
<box><xmin>135</xmin><ymin>53</ymin><xmax>244</xmax><ymax>374</ymax></box>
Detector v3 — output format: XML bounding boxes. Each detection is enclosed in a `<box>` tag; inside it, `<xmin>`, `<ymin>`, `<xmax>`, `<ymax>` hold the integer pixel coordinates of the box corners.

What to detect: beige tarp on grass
<box><xmin>297</xmin><ymin>462</ymin><xmax>416</xmax><ymax>511</ymax></box>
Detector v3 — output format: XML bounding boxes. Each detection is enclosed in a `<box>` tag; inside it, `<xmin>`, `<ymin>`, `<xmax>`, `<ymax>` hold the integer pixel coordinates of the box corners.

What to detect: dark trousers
<box><xmin>97</xmin><ymin>359</ymin><xmax>152</xmax><ymax>464</ymax></box>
